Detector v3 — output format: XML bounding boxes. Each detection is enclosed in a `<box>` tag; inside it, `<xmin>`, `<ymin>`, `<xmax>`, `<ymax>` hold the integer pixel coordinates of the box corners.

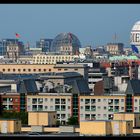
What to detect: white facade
<box><xmin>130</xmin><ymin>20</ymin><xmax>140</xmax><ymax>53</ymax></box>
<box><xmin>32</xmin><ymin>54</ymin><xmax>79</xmax><ymax>64</ymax></box>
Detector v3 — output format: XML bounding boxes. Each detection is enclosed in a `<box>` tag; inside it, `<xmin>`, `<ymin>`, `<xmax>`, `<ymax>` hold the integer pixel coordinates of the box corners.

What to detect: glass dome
<box><xmin>51</xmin><ymin>32</ymin><xmax>81</xmax><ymax>53</ymax></box>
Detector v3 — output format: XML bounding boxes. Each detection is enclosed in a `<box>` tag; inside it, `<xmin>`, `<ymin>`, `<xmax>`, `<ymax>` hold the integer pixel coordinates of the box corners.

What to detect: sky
<box><xmin>0</xmin><ymin>4</ymin><xmax>140</xmax><ymax>48</ymax></box>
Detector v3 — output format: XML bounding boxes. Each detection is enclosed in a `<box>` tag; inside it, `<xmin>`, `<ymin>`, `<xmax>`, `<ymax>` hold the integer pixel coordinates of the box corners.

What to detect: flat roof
<box><xmin>114</xmin><ymin>112</ymin><xmax>140</xmax><ymax>114</ymax></box>
<box><xmin>28</xmin><ymin>111</ymin><xmax>56</xmax><ymax>113</ymax></box>
<box><xmin>80</xmin><ymin>120</ymin><xmax>133</xmax><ymax>122</ymax></box>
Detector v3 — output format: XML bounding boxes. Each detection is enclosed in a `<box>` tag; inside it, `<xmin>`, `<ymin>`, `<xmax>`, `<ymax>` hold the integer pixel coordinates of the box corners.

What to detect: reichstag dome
<box><xmin>51</xmin><ymin>32</ymin><xmax>81</xmax><ymax>55</ymax></box>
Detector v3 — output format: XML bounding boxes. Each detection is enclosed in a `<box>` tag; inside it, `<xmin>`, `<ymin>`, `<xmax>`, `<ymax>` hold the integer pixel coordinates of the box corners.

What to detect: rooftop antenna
<box><xmin>113</xmin><ymin>32</ymin><xmax>117</xmax><ymax>43</ymax></box>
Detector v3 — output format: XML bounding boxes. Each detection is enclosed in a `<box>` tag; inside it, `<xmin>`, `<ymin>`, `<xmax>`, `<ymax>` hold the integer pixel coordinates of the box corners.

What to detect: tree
<box><xmin>0</xmin><ymin>112</ymin><xmax>28</xmax><ymax>124</ymax></box>
<box><xmin>67</xmin><ymin>116</ymin><xmax>79</xmax><ymax>125</ymax></box>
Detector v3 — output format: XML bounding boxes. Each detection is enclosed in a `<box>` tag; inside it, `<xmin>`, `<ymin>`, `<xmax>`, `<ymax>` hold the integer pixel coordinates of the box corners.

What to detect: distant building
<box><xmin>32</xmin><ymin>54</ymin><xmax>79</xmax><ymax>64</ymax></box>
<box><xmin>106</xmin><ymin>43</ymin><xmax>124</xmax><ymax>55</ymax></box>
<box><xmin>0</xmin><ymin>39</ymin><xmax>24</xmax><ymax>56</ymax></box>
<box><xmin>36</xmin><ymin>39</ymin><xmax>53</xmax><ymax>53</ymax></box>
<box><xmin>51</xmin><ymin>33</ymin><xmax>81</xmax><ymax>55</ymax></box>
<box><xmin>6</xmin><ymin>44</ymin><xmax>25</xmax><ymax>61</ymax></box>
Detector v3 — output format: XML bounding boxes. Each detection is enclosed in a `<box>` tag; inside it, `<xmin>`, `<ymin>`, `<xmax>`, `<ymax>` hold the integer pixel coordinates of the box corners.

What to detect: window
<box><xmin>85</xmin><ymin>106</ymin><xmax>90</xmax><ymax>111</ymax></box>
<box><xmin>80</xmin><ymin>114</ymin><xmax>83</xmax><ymax>118</ymax></box>
<box><xmin>114</xmin><ymin>99</ymin><xmax>119</xmax><ymax>104</ymax></box>
<box><xmin>68</xmin><ymin>106</ymin><xmax>70</xmax><ymax>109</ymax></box>
<box><xmin>32</xmin><ymin>98</ymin><xmax>37</xmax><ymax>104</ymax></box>
<box><xmin>97</xmin><ymin>114</ymin><xmax>101</xmax><ymax>117</ymax></box>
<box><xmin>57</xmin><ymin>114</ymin><xmax>60</xmax><ymax>119</ymax></box>
<box><xmin>91</xmin><ymin>106</ymin><xmax>96</xmax><ymax>111</ymax></box>
<box><xmin>55</xmin><ymin>99</ymin><xmax>60</xmax><ymax>104</ymax></box>
<box><xmin>61</xmin><ymin>99</ymin><xmax>66</xmax><ymax>104</ymax></box>
<box><xmin>45</xmin><ymin>106</ymin><xmax>48</xmax><ymax>110</ymax></box>
<box><xmin>121</xmin><ymin>107</ymin><xmax>124</xmax><ymax>110</ymax></box>
<box><xmin>91</xmin><ymin>114</ymin><xmax>96</xmax><ymax>120</ymax></box>
<box><xmin>121</xmin><ymin>99</ymin><xmax>124</xmax><ymax>102</ymax></box>
<box><xmin>81</xmin><ymin>106</ymin><xmax>83</xmax><ymax>109</ymax></box>
<box><xmin>68</xmin><ymin>99</ymin><xmax>70</xmax><ymax>102</ymax></box>
<box><xmin>103</xmin><ymin>114</ymin><xmax>107</xmax><ymax>117</ymax></box>
<box><xmin>91</xmin><ymin>99</ymin><xmax>96</xmax><ymax>104</ymax></box>
<box><xmin>114</xmin><ymin>106</ymin><xmax>119</xmax><ymax>112</ymax></box>
<box><xmin>50</xmin><ymin>106</ymin><xmax>53</xmax><ymax>110</ymax></box>
<box><xmin>58</xmin><ymin>69</ymin><xmax>61</xmax><ymax>71</ymax></box>
<box><xmin>98</xmin><ymin>99</ymin><xmax>101</xmax><ymax>102</ymax></box>
<box><xmin>32</xmin><ymin>105</ymin><xmax>37</xmax><ymax>111</ymax></box>
<box><xmin>49</xmin><ymin>69</ymin><xmax>51</xmax><ymax>72</ymax></box>
<box><xmin>61</xmin><ymin>114</ymin><xmax>66</xmax><ymax>119</ymax></box>
<box><xmin>55</xmin><ymin>105</ymin><xmax>60</xmax><ymax>111</ymax></box>
<box><xmin>23</xmin><ymin>69</ymin><xmax>26</xmax><ymax>72</ymax></box>
<box><xmin>50</xmin><ymin>98</ymin><xmax>53</xmax><ymax>102</ymax></box>
<box><xmin>64</xmin><ymin>69</ymin><xmax>68</xmax><ymax>71</ymax></box>
<box><xmin>104</xmin><ymin>106</ymin><xmax>107</xmax><ymax>110</ymax></box>
<box><xmin>28</xmin><ymin>69</ymin><xmax>31</xmax><ymax>72</ymax></box>
<box><xmin>2</xmin><ymin>69</ymin><xmax>5</xmax><ymax>72</ymax></box>
<box><xmin>135</xmin><ymin>107</ymin><xmax>138</xmax><ymax>110</ymax></box>
<box><xmin>61</xmin><ymin>105</ymin><xmax>66</xmax><ymax>111</ymax></box>
<box><xmin>81</xmin><ymin>99</ymin><xmax>83</xmax><ymax>102</ymax></box>
<box><xmin>18</xmin><ymin>69</ymin><xmax>21</xmax><ymax>72</ymax></box>
<box><xmin>38</xmin><ymin>98</ymin><xmax>43</xmax><ymax>104</ymax></box>
<box><xmin>85</xmin><ymin>114</ymin><xmax>90</xmax><ymax>120</ymax></box>
<box><xmin>85</xmin><ymin>99</ymin><xmax>90</xmax><ymax>104</ymax></box>
<box><xmin>8</xmin><ymin>69</ymin><xmax>10</xmax><ymax>72</ymax></box>
<box><xmin>38</xmin><ymin>69</ymin><xmax>41</xmax><ymax>72</ymax></box>
<box><xmin>103</xmin><ymin>99</ymin><xmax>106</xmax><ymax>102</ymax></box>
<box><xmin>45</xmin><ymin>98</ymin><xmax>48</xmax><ymax>102</ymax></box>
<box><xmin>33</xmin><ymin>69</ymin><xmax>36</xmax><ymax>72</ymax></box>
<box><xmin>135</xmin><ymin>99</ymin><xmax>138</xmax><ymax>102</ymax></box>
<box><xmin>97</xmin><ymin>106</ymin><xmax>101</xmax><ymax>109</ymax></box>
<box><xmin>74</xmin><ymin>69</ymin><xmax>78</xmax><ymax>71</ymax></box>
<box><xmin>44</xmin><ymin>69</ymin><xmax>46</xmax><ymax>72</ymax></box>
<box><xmin>13</xmin><ymin>69</ymin><xmax>16</xmax><ymax>72</ymax></box>
<box><xmin>38</xmin><ymin>105</ymin><xmax>43</xmax><ymax>111</ymax></box>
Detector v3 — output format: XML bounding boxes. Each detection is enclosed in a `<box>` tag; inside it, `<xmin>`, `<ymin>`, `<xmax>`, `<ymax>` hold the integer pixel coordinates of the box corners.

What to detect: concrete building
<box><xmin>36</xmin><ymin>39</ymin><xmax>53</xmax><ymax>53</ymax></box>
<box><xmin>0</xmin><ymin>119</ymin><xmax>21</xmax><ymax>134</ymax></box>
<box><xmin>27</xmin><ymin>93</ymin><xmax>72</xmax><ymax>125</ymax></box>
<box><xmin>80</xmin><ymin>120</ymin><xmax>133</xmax><ymax>136</ymax></box>
<box><xmin>113</xmin><ymin>113</ymin><xmax>140</xmax><ymax>128</ymax></box>
<box><xmin>6</xmin><ymin>43</ymin><xmax>25</xmax><ymax>62</ymax></box>
<box><xmin>32</xmin><ymin>54</ymin><xmax>79</xmax><ymax>64</ymax></box>
<box><xmin>79</xmin><ymin>95</ymin><xmax>126</xmax><ymax>121</ymax></box>
<box><xmin>0</xmin><ymin>39</ymin><xmax>24</xmax><ymax>56</ymax></box>
<box><xmin>106</xmin><ymin>43</ymin><xmax>124</xmax><ymax>55</ymax></box>
<box><xmin>0</xmin><ymin>64</ymin><xmax>89</xmax><ymax>81</ymax></box>
<box><xmin>28</xmin><ymin>48</ymin><xmax>43</xmax><ymax>55</ymax></box>
<box><xmin>28</xmin><ymin>111</ymin><xmax>57</xmax><ymax>126</ymax></box>
<box><xmin>0</xmin><ymin>93</ymin><xmax>21</xmax><ymax>112</ymax></box>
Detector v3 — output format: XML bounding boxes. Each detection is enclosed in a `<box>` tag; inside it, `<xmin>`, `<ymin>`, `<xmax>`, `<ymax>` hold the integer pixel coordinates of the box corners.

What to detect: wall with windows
<box><xmin>79</xmin><ymin>95</ymin><xmax>126</xmax><ymax>121</ymax></box>
<box><xmin>26</xmin><ymin>93</ymin><xmax>72</xmax><ymax>125</ymax></box>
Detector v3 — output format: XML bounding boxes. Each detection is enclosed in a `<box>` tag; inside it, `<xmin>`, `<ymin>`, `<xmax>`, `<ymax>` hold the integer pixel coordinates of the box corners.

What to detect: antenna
<box><xmin>113</xmin><ymin>32</ymin><xmax>117</xmax><ymax>43</ymax></box>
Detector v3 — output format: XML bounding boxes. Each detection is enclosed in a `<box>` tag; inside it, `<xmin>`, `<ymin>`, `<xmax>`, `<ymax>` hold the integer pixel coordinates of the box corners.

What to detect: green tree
<box><xmin>0</xmin><ymin>112</ymin><xmax>28</xmax><ymax>124</ymax></box>
<box><xmin>67</xmin><ymin>116</ymin><xmax>79</xmax><ymax>125</ymax></box>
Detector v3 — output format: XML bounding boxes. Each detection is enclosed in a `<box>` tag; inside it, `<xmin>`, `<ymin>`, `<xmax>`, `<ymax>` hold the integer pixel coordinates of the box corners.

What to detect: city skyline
<box><xmin>0</xmin><ymin>4</ymin><xmax>140</xmax><ymax>47</ymax></box>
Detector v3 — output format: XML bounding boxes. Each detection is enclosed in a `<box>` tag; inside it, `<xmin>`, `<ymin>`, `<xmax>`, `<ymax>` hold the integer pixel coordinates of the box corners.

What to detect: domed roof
<box><xmin>51</xmin><ymin>32</ymin><xmax>81</xmax><ymax>52</ymax></box>
<box><xmin>132</xmin><ymin>20</ymin><xmax>140</xmax><ymax>31</ymax></box>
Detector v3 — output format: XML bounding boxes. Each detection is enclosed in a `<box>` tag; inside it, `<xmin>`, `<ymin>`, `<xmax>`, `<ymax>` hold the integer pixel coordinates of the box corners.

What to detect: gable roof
<box><xmin>125</xmin><ymin>79</ymin><xmax>140</xmax><ymax>95</ymax></box>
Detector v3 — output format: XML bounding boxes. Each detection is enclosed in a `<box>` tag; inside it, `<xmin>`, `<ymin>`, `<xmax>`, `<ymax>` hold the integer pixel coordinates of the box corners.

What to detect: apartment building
<box><xmin>79</xmin><ymin>95</ymin><xmax>126</xmax><ymax>121</ymax></box>
<box><xmin>26</xmin><ymin>93</ymin><xmax>72</xmax><ymax>125</ymax></box>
